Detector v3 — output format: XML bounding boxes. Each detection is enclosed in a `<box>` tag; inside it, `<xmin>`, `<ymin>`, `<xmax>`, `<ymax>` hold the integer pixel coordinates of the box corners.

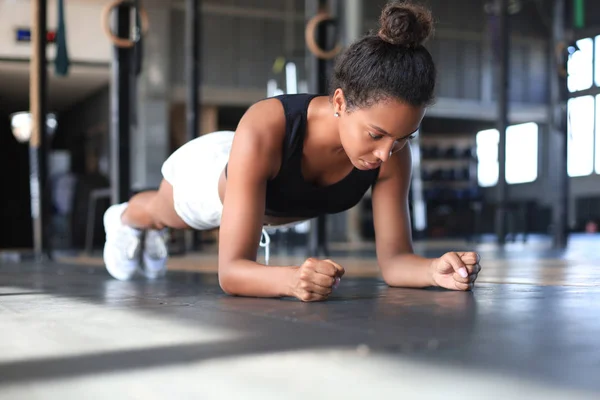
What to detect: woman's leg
<box><xmin>126</xmin><ymin>180</ymin><xmax>191</xmax><ymax>279</ymax></box>
<box><xmin>104</xmin><ymin>130</ymin><xmax>234</xmax><ymax>281</ymax></box>
<box><xmin>103</xmin><ymin>179</ymin><xmax>189</xmax><ymax>281</ymax></box>
<box><xmin>122</xmin><ymin>179</ymin><xmax>190</xmax><ymax>230</ymax></box>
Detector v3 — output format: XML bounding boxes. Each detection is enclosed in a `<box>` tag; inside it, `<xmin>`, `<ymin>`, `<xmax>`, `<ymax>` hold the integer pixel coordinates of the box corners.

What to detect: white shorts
<box><xmin>161</xmin><ymin>130</ymin><xmax>235</xmax><ymax>230</ymax></box>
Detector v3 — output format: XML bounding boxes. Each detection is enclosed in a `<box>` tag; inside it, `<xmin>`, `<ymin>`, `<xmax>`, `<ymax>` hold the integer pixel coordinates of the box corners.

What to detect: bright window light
<box><xmin>476</xmin><ymin>129</ymin><xmax>499</xmax><ymax>187</ymax></box>
<box><xmin>596</xmin><ymin>95</ymin><xmax>600</xmax><ymax>174</ymax></box>
<box><xmin>568</xmin><ymin>38</ymin><xmax>594</xmax><ymax>93</ymax></box>
<box><xmin>506</xmin><ymin>123</ymin><xmax>538</xmax><ymax>184</ymax></box>
<box><xmin>595</xmin><ymin>36</ymin><xmax>600</xmax><ymax>87</ymax></box>
<box><xmin>567</xmin><ymin>96</ymin><xmax>595</xmax><ymax>177</ymax></box>
<box><xmin>476</xmin><ymin>123</ymin><xmax>539</xmax><ymax>186</ymax></box>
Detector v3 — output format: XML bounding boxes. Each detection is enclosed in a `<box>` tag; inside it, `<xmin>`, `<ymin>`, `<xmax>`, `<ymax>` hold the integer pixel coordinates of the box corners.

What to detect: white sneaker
<box><xmin>142</xmin><ymin>229</ymin><xmax>169</xmax><ymax>279</ymax></box>
<box><xmin>103</xmin><ymin>203</ymin><xmax>142</xmax><ymax>281</ymax></box>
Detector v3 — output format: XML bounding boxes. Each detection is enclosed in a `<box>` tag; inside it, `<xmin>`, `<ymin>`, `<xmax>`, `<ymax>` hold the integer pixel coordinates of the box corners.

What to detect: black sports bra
<box><xmin>226</xmin><ymin>94</ymin><xmax>380</xmax><ymax>219</ymax></box>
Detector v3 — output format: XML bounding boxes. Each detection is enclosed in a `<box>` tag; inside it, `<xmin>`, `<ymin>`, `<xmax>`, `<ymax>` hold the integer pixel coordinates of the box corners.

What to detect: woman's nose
<box><xmin>374</xmin><ymin>142</ymin><xmax>394</xmax><ymax>162</ymax></box>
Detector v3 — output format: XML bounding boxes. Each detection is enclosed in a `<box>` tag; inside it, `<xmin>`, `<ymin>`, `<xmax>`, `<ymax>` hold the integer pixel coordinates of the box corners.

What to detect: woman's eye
<box><xmin>369</xmin><ymin>132</ymin><xmax>383</xmax><ymax>140</ymax></box>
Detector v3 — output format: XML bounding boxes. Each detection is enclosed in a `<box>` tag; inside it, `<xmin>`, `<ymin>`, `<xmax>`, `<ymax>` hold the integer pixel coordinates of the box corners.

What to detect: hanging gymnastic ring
<box><xmin>305</xmin><ymin>12</ymin><xmax>343</xmax><ymax>60</ymax></box>
<box><xmin>101</xmin><ymin>0</ymin><xmax>149</xmax><ymax>49</ymax></box>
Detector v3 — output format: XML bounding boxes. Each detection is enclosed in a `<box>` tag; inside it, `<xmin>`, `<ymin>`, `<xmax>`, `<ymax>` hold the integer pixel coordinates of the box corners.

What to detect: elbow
<box><xmin>377</xmin><ymin>258</ymin><xmax>394</xmax><ymax>286</ymax></box>
<box><xmin>217</xmin><ymin>260</ymin><xmax>240</xmax><ymax>296</ymax></box>
<box><xmin>218</xmin><ymin>268</ymin><xmax>235</xmax><ymax>296</ymax></box>
<box><xmin>380</xmin><ymin>269</ymin><xmax>395</xmax><ymax>287</ymax></box>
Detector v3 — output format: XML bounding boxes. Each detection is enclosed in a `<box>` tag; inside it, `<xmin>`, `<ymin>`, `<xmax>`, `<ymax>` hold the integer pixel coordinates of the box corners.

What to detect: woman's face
<box><xmin>333</xmin><ymin>89</ymin><xmax>426</xmax><ymax>171</ymax></box>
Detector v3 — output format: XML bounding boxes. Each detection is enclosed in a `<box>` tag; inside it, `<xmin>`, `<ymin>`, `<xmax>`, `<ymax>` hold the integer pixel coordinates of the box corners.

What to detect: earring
<box><xmin>334</xmin><ymin>112</ymin><xmax>340</xmax><ymax>117</ymax></box>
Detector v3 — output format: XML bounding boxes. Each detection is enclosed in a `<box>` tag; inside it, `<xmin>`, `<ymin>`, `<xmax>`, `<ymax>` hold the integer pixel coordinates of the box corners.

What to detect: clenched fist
<box><xmin>291</xmin><ymin>258</ymin><xmax>345</xmax><ymax>302</ymax></box>
<box><xmin>430</xmin><ymin>251</ymin><xmax>481</xmax><ymax>291</ymax></box>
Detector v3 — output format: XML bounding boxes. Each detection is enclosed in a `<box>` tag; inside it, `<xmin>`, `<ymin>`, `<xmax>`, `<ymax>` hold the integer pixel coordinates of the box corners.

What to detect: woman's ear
<box><xmin>332</xmin><ymin>88</ymin><xmax>346</xmax><ymax>114</ymax></box>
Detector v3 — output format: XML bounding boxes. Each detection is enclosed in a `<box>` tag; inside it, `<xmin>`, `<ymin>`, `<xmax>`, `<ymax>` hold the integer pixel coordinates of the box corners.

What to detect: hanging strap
<box><xmin>259</xmin><ymin>228</ymin><xmax>271</xmax><ymax>265</ymax></box>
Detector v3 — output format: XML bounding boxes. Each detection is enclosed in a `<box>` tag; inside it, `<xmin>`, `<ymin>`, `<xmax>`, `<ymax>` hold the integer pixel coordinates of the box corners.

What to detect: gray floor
<box><xmin>1</xmin><ymin>258</ymin><xmax>599</xmax><ymax>399</ymax></box>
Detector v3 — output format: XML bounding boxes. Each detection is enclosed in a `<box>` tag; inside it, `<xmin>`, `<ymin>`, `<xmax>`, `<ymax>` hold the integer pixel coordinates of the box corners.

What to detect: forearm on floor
<box><xmin>379</xmin><ymin>253</ymin><xmax>435</xmax><ymax>288</ymax></box>
<box><xmin>218</xmin><ymin>259</ymin><xmax>298</xmax><ymax>298</ymax></box>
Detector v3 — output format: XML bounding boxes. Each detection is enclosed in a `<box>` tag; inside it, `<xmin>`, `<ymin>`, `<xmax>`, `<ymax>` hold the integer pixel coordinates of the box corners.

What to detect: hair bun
<box><xmin>378</xmin><ymin>1</ymin><xmax>434</xmax><ymax>47</ymax></box>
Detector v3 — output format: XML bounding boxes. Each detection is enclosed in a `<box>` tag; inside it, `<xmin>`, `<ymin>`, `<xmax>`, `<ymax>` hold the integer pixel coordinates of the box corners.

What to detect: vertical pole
<box><xmin>110</xmin><ymin>4</ymin><xmax>132</xmax><ymax>204</ymax></box>
<box><xmin>305</xmin><ymin>0</ymin><xmax>321</xmax><ymax>96</ymax></box>
<box><xmin>550</xmin><ymin>0</ymin><xmax>569</xmax><ymax>249</ymax></box>
<box><xmin>29</xmin><ymin>0</ymin><xmax>48</xmax><ymax>260</ymax></box>
<box><xmin>306</xmin><ymin>0</ymin><xmax>332</xmax><ymax>257</ymax></box>
<box><xmin>343</xmin><ymin>0</ymin><xmax>362</xmax><ymax>46</ymax></box>
<box><xmin>343</xmin><ymin>0</ymin><xmax>364</xmax><ymax>244</ymax></box>
<box><xmin>306</xmin><ymin>0</ymin><xmax>320</xmax><ymax>257</ymax></box>
<box><xmin>495</xmin><ymin>0</ymin><xmax>509</xmax><ymax>245</ymax></box>
<box><xmin>186</xmin><ymin>0</ymin><xmax>201</xmax><ymax>142</ymax></box>
<box><xmin>185</xmin><ymin>0</ymin><xmax>201</xmax><ymax>251</ymax></box>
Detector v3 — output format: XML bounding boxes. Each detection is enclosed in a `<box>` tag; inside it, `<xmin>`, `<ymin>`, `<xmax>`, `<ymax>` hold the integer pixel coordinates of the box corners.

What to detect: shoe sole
<box><xmin>142</xmin><ymin>232</ymin><xmax>168</xmax><ymax>280</ymax></box>
<box><xmin>102</xmin><ymin>203</ymin><xmax>140</xmax><ymax>281</ymax></box>
<box><xmin>103</xmin><ymin>241</ymin><xmax>138</xmax><ymax>281</ymax></box>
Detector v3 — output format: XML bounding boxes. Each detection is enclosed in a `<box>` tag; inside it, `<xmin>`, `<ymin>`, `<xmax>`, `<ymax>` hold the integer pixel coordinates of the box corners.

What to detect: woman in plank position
<box><xmin>103</xmin><ymin>1</ymin><xmax>481</xmax><ymax>301</ymax></box>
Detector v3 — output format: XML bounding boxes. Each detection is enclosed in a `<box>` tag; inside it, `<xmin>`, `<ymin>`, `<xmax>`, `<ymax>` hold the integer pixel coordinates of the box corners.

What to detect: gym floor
<box><xmin>1</xmin><ymin>234</ymin><xmax>599</xmax><ymax>399</ymax></box>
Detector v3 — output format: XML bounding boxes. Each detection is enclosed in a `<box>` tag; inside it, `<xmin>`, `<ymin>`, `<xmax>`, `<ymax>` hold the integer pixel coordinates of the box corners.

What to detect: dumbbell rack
<box><xmin>410</xmin><ymin>132</ymin><xmax>480</xmax><ymax>239</ymax></box>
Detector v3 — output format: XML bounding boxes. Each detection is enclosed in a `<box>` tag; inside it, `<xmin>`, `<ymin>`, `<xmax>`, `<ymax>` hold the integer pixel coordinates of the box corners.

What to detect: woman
<box><xmin>103</xmin><ymin>1</ymin><xmax>482</xmax><ymax>301</ymax></box>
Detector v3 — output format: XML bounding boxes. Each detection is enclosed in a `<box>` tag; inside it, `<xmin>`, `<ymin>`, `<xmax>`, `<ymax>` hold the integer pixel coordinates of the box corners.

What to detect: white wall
<box><xmin>0</xmin><ymin>0</ymin><xmax>110</xmax><ymax>62</ymax></box>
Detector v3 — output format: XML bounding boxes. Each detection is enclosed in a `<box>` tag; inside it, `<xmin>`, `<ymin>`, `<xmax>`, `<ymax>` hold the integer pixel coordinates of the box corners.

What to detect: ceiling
<box><xmin>0</xmin><ymin>60</ymin><xmax>110</xmax><ymax>115</ymax></box>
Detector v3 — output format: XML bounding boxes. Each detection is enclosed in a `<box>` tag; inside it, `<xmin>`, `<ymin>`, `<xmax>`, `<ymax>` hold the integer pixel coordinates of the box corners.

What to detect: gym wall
<box><xmin>0</xmin><ymin>0</ymin><xmax>111</xmax><ymax>63</ymax></box>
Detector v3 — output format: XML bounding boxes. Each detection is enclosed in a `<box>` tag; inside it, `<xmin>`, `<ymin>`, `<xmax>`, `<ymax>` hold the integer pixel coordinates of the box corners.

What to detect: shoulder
<box><xmin>238</xmin><ymin>97</ymin><xmax>286</xmax><ymax>134</ymax></box>
<box><xmin>230</xmin><ymin>97</ymin><xmax>287</xmax><ymax>179</ymax></box>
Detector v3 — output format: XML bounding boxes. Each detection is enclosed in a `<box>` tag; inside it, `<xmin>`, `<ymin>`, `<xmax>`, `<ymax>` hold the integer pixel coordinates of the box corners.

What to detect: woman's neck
<box><xmin>306</xmin><ymin>95</ymin><xmax>345</xmax><ymax>156</ymax></box>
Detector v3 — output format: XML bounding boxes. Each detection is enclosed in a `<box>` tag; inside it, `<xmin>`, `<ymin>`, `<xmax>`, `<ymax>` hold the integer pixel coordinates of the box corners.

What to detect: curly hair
<box><xmin>329</xmin><ymin>1</ymin><xmax>437</xmax><ymax>110</ymax></box>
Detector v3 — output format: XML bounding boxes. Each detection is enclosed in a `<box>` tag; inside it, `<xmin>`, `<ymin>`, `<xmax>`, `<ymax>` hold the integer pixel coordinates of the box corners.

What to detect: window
<box><xmin>595</xmin><ymin>35</ymin><xmax>600</xmax><ymax>87</ymax></box>
<box><xmin>476</xmin><ymin>129</ymin><xmax>499</xmax><ymax>187</ymax></box>
<box><xmin>567</xmin><ymin>96</ymin><xmax>595</xmax><ymax>177</ymax></box>
<box><xmin>476</xmin><ymin>123</ymin><xmax>539</xmax><ymax>187</ymax></box>
<box><xmin>596</xmin><ymin>95</ymin><xmax>600</xmax><ymax>174</ymax></box>
<box><xmin>506</xmin><ymin>123</ymin><xmax>538</xmax><ymax>184</ymax></box>
<box><xmin>568</xmin><ymin>38</ymin><xmax>594</xmax><ymax>93</ymax></box>
<box><xmin>566</xmin><ymin>34</ymin><xmax>600</xmax><ymax>177</ymax></box>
